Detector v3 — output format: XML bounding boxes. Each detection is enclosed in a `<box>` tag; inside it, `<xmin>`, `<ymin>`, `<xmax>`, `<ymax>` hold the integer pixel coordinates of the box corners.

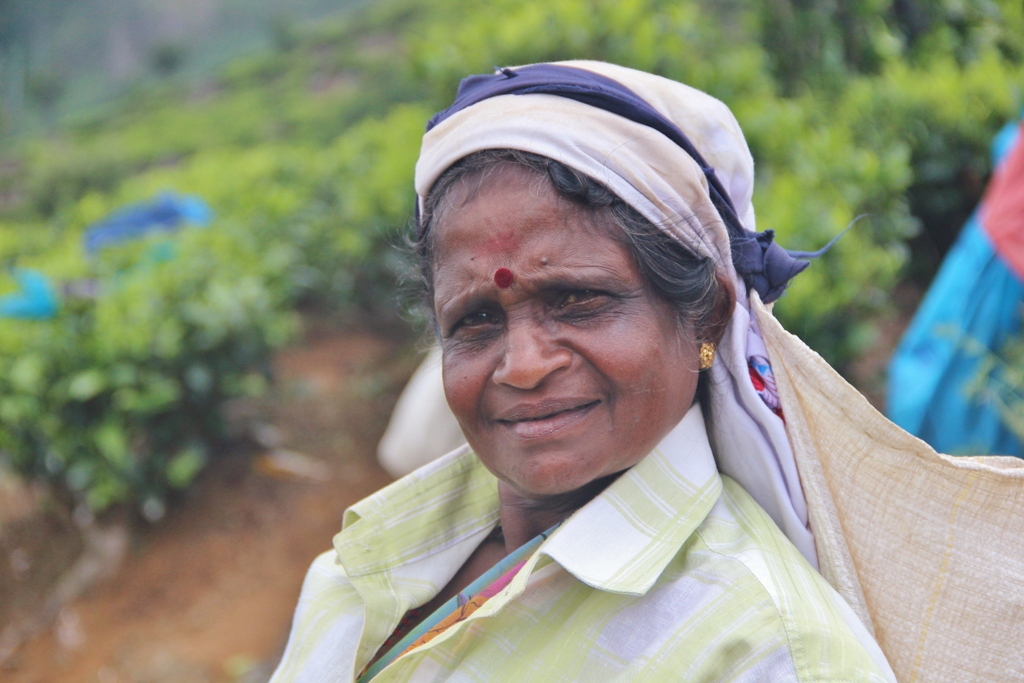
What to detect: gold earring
<box><xmin>699</xmin><ymin>342</ymin><xmax>716</xmax><ymax>370</ymax></box>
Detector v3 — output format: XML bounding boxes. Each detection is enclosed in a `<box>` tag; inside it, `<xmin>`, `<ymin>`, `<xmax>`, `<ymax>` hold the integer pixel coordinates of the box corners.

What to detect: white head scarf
<box><xmin>414</xmin><ymin>60</ymin><xmax>816</xmax><ymax>568</ymax></box>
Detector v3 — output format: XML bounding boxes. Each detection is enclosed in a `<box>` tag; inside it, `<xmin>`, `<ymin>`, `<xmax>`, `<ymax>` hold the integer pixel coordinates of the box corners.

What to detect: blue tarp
<box><xmin>84</xmin><ymin>193</ymin><xmax>211</xmax><ymax>253</ymax></box>
<box><xmin>0</xmin><ymin>269</ymin><xmax>59</xmax><ymax>319</ymax></box>
<box><xmin>887</xmin><ymin>122</ymin><xmax>1023</xmax><ymax>456</ymax></box>
<box><xmin>1</xmin><ymin>193</ymin><xmax>211</xmax><ymax>321</ymax></box>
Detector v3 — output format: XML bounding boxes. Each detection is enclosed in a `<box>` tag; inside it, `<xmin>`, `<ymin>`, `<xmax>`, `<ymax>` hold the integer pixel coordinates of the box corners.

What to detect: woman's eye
<box><xmin>462</xmin><ymin>311</ymin><xmax>493</xmax><ymax>326</ymax></box>
<box><xmin>560</xmin><ymin>290</ymin><xmax>596</xmax><ymax>307</ymax></box>
<box><xmin>453</xmin><ymin>310</ymin><xmax>500</xmax><ymax>333</ymax></box>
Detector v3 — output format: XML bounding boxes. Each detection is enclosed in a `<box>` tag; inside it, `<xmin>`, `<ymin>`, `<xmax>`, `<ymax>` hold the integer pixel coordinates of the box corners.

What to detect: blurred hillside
<box><xmin>0</xmin><ymin>0</ymin><xmax>362</xmax><ymax>138</ymax></box>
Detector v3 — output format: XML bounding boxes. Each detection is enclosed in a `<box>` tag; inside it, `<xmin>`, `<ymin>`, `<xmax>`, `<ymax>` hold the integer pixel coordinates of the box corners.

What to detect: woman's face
<box><xmin>432</xmin><ymin>168</ymin><xmax>702</xmax><ymax>500</ymax></box>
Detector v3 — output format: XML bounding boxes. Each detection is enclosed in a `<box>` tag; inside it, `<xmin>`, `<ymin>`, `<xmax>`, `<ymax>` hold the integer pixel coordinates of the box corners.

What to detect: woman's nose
<box><xmin>492</xmin><ymin>320</ymin><xmax>571</xmax><ymax>390</ymax></box>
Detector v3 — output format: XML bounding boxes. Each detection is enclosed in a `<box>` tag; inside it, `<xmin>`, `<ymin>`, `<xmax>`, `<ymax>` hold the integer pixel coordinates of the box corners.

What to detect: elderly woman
<box><xmin>270</xmin><ymin>61</ymin><xmax>896</xmax><ymax>682</ymax></box>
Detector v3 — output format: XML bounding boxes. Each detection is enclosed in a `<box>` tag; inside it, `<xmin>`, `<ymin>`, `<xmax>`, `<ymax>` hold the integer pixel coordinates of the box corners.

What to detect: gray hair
<box><xmin>415</xmin><ymin>149</ymin><xmax>722</xmax><ymax>345</ymax></box>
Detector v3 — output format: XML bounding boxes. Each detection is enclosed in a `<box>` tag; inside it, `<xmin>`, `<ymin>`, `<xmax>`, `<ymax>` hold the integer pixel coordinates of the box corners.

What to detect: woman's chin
<box><xmin>469</xmin><ymin>424</ymin><xmax>644</xmax><ymax>501</ymax></box>
<box><xmin>506</xmin><ymin>456</ymin><xmax>612</xmax><ymax>500</ymax></box>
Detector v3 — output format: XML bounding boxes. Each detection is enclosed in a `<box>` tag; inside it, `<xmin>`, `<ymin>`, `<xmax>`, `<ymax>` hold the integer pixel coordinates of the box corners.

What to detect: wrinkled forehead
<box><xmin>432</xmin><ymin>157</ymin><xmax>556</xmax><ymax>216</ymax></box>
<box><xmin>429</xmin><ymin>163</ymin><xmax>617</xmax><ymax>254</ymax></box>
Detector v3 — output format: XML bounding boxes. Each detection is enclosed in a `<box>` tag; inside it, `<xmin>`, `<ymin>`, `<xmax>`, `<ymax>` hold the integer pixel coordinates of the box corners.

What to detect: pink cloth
<box><xmin>983</xmin><ymin>123</ymin><xmax>1024</xmax><ymax>281</ymax></box>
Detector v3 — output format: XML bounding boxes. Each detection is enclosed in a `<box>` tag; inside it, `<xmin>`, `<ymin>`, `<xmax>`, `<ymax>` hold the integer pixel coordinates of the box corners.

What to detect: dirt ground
<box><xmin>0</xmin><ymin>317</ymin><xmax>422</xmax><ymax>683</ymax></box>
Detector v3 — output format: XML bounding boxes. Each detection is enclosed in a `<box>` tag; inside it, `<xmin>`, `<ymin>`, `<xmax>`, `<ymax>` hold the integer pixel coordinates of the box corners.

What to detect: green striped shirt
<box><xmin>271</xmin><ymin>407</ymin><xmax>893</xmax><ymax>682</ymax></box>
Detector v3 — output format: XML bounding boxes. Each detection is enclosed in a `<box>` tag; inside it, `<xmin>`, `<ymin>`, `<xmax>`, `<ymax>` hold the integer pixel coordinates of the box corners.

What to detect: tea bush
<box><xmin>0</xmin><ymin>224</ymin><xmax>294</xmax><ymax>512</ymax></box>
<box><xmin>0</xmin><ymin>101</ymin><xmax>429</xmax><ymax>514</ymax></box>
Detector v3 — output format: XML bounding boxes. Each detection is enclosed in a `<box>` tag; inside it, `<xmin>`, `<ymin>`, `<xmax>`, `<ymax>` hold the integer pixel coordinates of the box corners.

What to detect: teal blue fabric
<box><xmin>0</xmin><ymin>269</ymin><xmax>58</xmax><ymax>319</ymax></box>
<box><xmin>887</xmin><ymin>121</ymin><xmax>1023</xmax><ymax>457</ymax></box>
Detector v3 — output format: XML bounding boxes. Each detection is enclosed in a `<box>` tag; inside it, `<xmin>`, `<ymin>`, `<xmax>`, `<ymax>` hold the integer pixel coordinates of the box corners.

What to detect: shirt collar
<box><xmin>540</xmin><ymin>403</ymin><xmax>722</xmax><ymax>595</ymax></box>
<box><xmin>335</xmin><ymin>445</ymin><xmax>499</xmax><ymax>579</ymax></box>
<box><xmin>334</xmin><ymin>403</ymin><xmax>720</xmax><ymax>597</ymax></box>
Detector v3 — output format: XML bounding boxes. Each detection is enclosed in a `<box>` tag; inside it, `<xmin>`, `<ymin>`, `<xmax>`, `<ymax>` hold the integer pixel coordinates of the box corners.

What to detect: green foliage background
<box><xmin>1</xmin><ymin>0</ymin><xmax>1022</xmax><ymax>513</ymax></box>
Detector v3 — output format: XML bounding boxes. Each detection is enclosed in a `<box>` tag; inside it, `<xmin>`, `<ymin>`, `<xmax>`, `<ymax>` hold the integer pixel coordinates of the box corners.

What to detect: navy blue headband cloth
<box><xmin>426</xmin><ymin>64</ymin><xmax>820</xmax><ymax>304</ymax></box>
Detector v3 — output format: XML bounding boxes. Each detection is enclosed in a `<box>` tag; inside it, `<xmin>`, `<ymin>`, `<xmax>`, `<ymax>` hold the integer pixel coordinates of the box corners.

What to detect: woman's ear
<box><xmin>705</xmin><ymin>273</ymin><xmax>736</xmax><ymax>346</ymax></box>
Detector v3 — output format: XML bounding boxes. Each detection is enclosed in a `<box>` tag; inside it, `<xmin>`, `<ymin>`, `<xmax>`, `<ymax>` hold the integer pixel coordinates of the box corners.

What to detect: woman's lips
<box><xmin>497</xmin><ymin>400</ymin><xmax>600</xmax><ymax>439</ymax></box>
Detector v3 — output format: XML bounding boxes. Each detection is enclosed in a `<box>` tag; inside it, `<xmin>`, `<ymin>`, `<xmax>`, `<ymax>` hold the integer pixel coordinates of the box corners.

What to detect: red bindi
<box><xmin>494</xmin><ymin>268</ymin><xmax>514</xmax><ymax>289</ymax></box>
